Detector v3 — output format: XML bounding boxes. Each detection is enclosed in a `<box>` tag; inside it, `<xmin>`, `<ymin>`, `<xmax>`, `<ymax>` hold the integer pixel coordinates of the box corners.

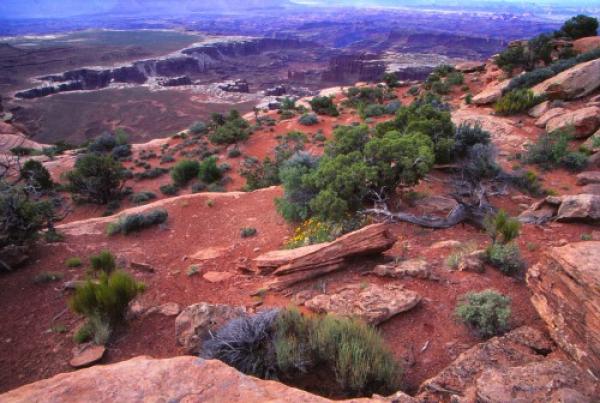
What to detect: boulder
<box><xmin>472</xmin><ymin>79</ymin><xmax>510</xmax><ymax>105</ymax></box>
<box><xmin>581</xmin><ymin>184</ymin><xmax>600</xmax><ymax>195</ymax></box>
<box><xmin>455</xmin><ymin>61</ymin><xmax>486</xmax><ymax>73</ymax></box>
<box><xmin>545</xmin><ymin>106</ymin><xmax>600</xmax><ymax>138</ymax></box>
<box><xmin>304</xmin><ymin>283</ymin><xmax>421</xmax><ymax>325</ymax></box>
<box><xmin>202</xmin><ymin>271</ymin><xmax>234</xmax><ymax>283</ymax></box>
<box><xmin>573</xmin><ymin>36</ymin><xmax>600</xmax><ymax>54</ymax></box>
<box><xmin>145</xmin><ymin>302</ymin><xmax>181</xmax><ymax>317</ymax></box>
<box><xmin>527</xmin><ymin>242</ymin><xmax>600</xmax><ymax>377</ymax></box>
<box><xmin>532</xmin><ymin>58</ymin><xmax>600</xmax><ymax>100</ymax></box>
<box><xmin>556</xmin><ymin>194</ymin><xmax>600</xmax><ymax>220</ymax></box>
<box><xmin>69</xmin><ymin>345</ymin><xmax>106</xmax><ymax>368</ymax></box>
<box><xmin>576</xmin><ymin>171</ymin><xmax>600</xmax><ymax>185</ymax></box>
<box><xmin>372</xmin><ymin>259</ymin><xmax>430</xmax><ymax>279</ymax></box>
<box><xmin>475</xmin><ymin>359</ymin><xmax>598</xmax><ymax>402</ymax></box>
<box><xmin>0</xmin><ymin>356</ymin><xmax>417</xmax><ymax>402</ymax></box>
<box><xmin>175</xmin><ymin>302</ymin><xmax>246</xmax><ymax>354</ymax></box>
<box><xmin>582</xmin><ymin>130</ymin><xmax>600</xmax><ymax>152</ymax></box>
<box><xmin>527</xmin><ymin>100</ymin><xmax>551</xmax><ymax>118</ymax></box>
<box><xmin>534</xmin><ymin>107</ymin><xmax>567</xmax><ymax>128</ymax></box>
<box><xmin>417</xmin><ymin>326</ymin><xmax>554</xmax><ymax>401</ymax></box>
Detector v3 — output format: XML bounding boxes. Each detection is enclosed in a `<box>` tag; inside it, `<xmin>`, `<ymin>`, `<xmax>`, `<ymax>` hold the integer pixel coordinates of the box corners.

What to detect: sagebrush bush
<box><xmin>129</xmin><ymin>191</ymin><xmax>156</xmax><ymax>205</ymax></box>
<box><xmin>486</xmin><ymin>242</ymin><xmax>525</xmax><ymax>276</ymax></box>
<box><xmin>559</xmin><ymin>14</ymin><xmax>598</xmax><ymax>39</ymax></box>
<box><xmin>455</xmin><ymin>289</ymin><xmax>511</xmax><ymax>338</ymax></box>
<box><xmin>107</xmin><ymin>208</ymin><xmax>168</xmax><ymax>235</ymax></box>
<box><xmin>189</xmin><ymin>121</ymin><xmax>208</xmax><ymax>134</ymax></box>
<box><xmin>171</xmin><ymin>159</ymin><xmax>200</xmax><ymax>186</ymax></box>
<box><xmin>240</xmin><ymin>227</ymin><xmax>257</xmax><ymax>238</ymax></box>
<box><xmin>204</xmin><ymin>308</ymin><xmax>400</xmax><ymax>397</ymax></box>
<box><xmin>309</xmin><ymin>96</ymin><xmax>339</xmax><ymax>116</ymax></box>
<box><xmin>160</xmin><ymin>184</ymin><xmax>178</xmax><ymax>196</ymax></box>
<box><xmin>524</xmin><ymin>130</ymin><xmax>585</xmax><ymax>171</ymax></box>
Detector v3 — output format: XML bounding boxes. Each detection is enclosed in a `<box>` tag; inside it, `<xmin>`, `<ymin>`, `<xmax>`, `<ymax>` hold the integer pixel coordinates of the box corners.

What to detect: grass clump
<box><xmin>204</xmin><ymin>308</ymin><xmax>400</xmax><ymax>397</ymax></box>
<box><xmin>494</xmin><ymin>89</ymin><xmax>543</xmax><ymax>115</ymax></box>
<box><xmin>129</xmin><ymin>191</ymin><xmax>156</xmax><ymax>205</ymax></box>
<box><xmin>107</xmin><ymin>208</ymin><xmax>168</xmax><ymax>236</ymax></box>
<box><xmin>484</xmin><ymin>210</ymin><xmax>525</xmax><ymax>276</ymax></box>
<box><xmin>524</xmin><ymin>130</ymin><xmax>587</xmax><ymax>171</ymax></box>
<box><xmin>159</xmin><ymin>183</ymin><xmax>179</xmax><ymax>196</ymax></box>
<box><xmin>33</xmin><ymin>271</ymin><xmax>64</xmax><ymax>284</ymax></box>
<box><xmin>66</xmin><ymin>257</ymin><xmax>83</xmax><ymax>268</ymax></box>
<box><xmin>90</xmin><ymin>250</ymin><xmax>116</xmax><ymax>274</ymax></box>
<box><xmin>240</xmin><ymin>227</ymin><xmax>257</xmax><ymax>238</ymax></box>
<box><xmin>69</xmin><ymin>270</ymin><xmax>145</xmax><ymax>344</ymax></box>
<box><xmin>171</xmin><ymin>159</ymin><xmax>200</xmax><ymax>186</ymax></box>
<box><xmin>455</xmin><ymin>290</ymin><xmax>511</xmax><ymax>338</ymax></box>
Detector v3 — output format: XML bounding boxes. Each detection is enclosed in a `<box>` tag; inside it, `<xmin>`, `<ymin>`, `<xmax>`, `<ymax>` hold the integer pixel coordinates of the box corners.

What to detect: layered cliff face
<box><xmin>527</xmin><ymin>242</ymin><xmax>600</xmax><ymax>378</ymax></box>
<box><xmin>321</xmin><ymin>53</ymin><xmax>386</xmax><ymax>84</ymax></box>
<box><xmin>15</xmin><ymin>38</ymin><xmax>317</xmax><ymax>99</ymax></box>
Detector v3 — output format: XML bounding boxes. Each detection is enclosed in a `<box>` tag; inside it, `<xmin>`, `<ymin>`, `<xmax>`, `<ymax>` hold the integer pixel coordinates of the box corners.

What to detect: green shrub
<box><xmin>408</xmin><ymin>86</ymin><xmax>420</xmax><ymax>96</ymax></box>
<box><xmin>20</xmin><ymin>160</ymin><xmax>53</xmax><ymax>191</ymax></box>
<box><xmin>454</xmin><ymin>123</ymin><xmax>491</xmax><ymax>157</ymax></box>
<box><xmin>446</xmin><ymin>72</ymin><xmax>464</xmax><ymax>86</ymax></box>
<box><xmin>160</xmin><ymin>184</ymin><xmax>179</xmax><ymax>196</ymax></box>
<box><xmin>309</xmin><ymin>96</ymin><xmax>339</xmax><ymax>116</ymax></box>
<box><xmin>198</xmin><ymin>156</ymin><xmax>222</xmax><ymax>183</ymax></box>
<box><xmin>494</xmin><ymin>89</ymin><xmax>543</xmax><ymax>115</ymax></box>
<box><xmin>361</xmin><ymin>103</ymin><xmax>386</xmax><ymax>118</ymax></box>
<box><xmin>129</xmin><ymin>191</ymin><xmax>156</xmax><ymax>205</ymax></box>
<box><xmin>134</xmin><ymin>167</ymin><xmax>168</xmax><ymax>181</ymax></box>
<box><xmin>495</xmin><ymin>44</ymin><xmax>528</xmax><ymax>72</ymax></box>
<box><xmin>171</xmin><ymin>159</ymin><xmax>200</xmax><ymax>186</ymax></box>
<box><xmin>524</xmin><ymin>130</ymin><xmax>584</xmax><ymax>171</ymax></box>
<box><xmin>208</xmin><ymin>110</ymin><xmax>250</xmax><ymax>145</ymax></box>
<box><xmin>383</xmin><ymin>72</ymin><xmax>399</xmax><ymax>87</ymax></box>
<box><xmin>191</xmin><ymin>182</ymin><xmax>206</xmax><ymax>193</ymax></box>
<box><xmin>87</xmin><ymin>133</ymin><xmax>117</xmax><ymax>154</ymax></box>
<box><xmin>484</xmin><ymin>210</ymin><xmax>521</xmax><ymax>244</ymax></box>
<box><xmin>227</xmin><ymin>148</ymin><xmax>241</xmax><ymax>158</ymax></box>
<box><xmin>160</xmin><ymin>154</ymin><xmax>175</xmax><ymax>164</ymax></box>
<box><xmin>511</xmin><ymin>170</ymin><xmax>545</xmax><ymax>197</ymax></box>
<box><xmin>66</xmin><ymin>257</ymin><xmax>82</xmax><ymax>268</ymax></box>
<box><xmin>107</xmin><ymin>208</ymin><xmax>168</xmax><ymax>236</ymax></box>
<box><xmin>486</xmin><ymin>243</ymin><xmax>525</xmax><ymax>276</ymax></box>
<box><xmin>240</xmin><ymin>227</ymin><xmax>257</xmax><ymax>238</ymax></box>
<box><xmin>0</xmin><ymin>182</ymin><xmax>53</xmax><ymax>250</ymax></box>
<box><xmin>560</xmin><ymin>151</ymin><xmax>588</xmax><ymax>172</ymax></box>
<box><xmin>90</xmin><ymin>250</ymin><xmax>116</xmax><ymax>274</ymax></box>
<box><xmin>559</xmin><ymin>15</ymin><xmax>598</xmax><ymax>39</ymax></box>
<box><xmin>204</xmin><ymin>308</ymin><xmax>400</xmax><ymax>397</ymax></box>
<box><xmin>431</xmin><ymin>80</ymin><xmax>450</xmax><ymax>95</ymax></box>
<box><xmin>66</xmin><ymin>153</ymin><xmax>124</xmax><ymax>204</ymax></box>
<box><xmin>10</xmin><ymin>146</ymin><xmax>38</xmax><ymax>156</ymax></box>
<box><xmin>455</xmin><ymin>290</ymin><xmax>511</xmax><ymax>338</ymax></box>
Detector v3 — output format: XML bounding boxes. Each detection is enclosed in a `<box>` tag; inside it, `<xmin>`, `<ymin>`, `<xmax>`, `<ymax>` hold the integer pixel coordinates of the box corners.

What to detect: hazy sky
<box><xmin>1</xmin><ymin>0</ymin><xmax>598</xmax><ymax>19</ymax></box>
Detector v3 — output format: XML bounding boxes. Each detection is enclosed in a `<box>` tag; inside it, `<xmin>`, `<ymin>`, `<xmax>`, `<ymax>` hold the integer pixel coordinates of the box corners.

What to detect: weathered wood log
<box><xmin>254</xmin><ymin>223</ymin><xmax>396</xmax><ymax>290</ymax></box>
<box><xmin>255</xmin><ymin>223</ymin><xmax>395</xmax><ymax>274</ymax></box>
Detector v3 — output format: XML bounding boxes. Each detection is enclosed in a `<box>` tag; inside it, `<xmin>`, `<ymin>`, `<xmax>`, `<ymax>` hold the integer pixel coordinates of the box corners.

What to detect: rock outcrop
<box><xmin>573</xmin><ymin>36</ymin><xmax>600</xmax><ymax>54</ymax></box>
<box><xmin>532</xmin><ymin>58</ymin><xmax>600</xmax><ymax>100</ymax></box>
<box><xmin>527</xmin><ymin>242</ymin><xmax>600</xmax><ymax>378</ymax></box>
<box><xmin>417</xmin><ymin>327</ymin><xmax>554</xmax><ymax>400</ymax></box>
<box><xmin>0</xmin><ymin>356</ymin><xmax>416</xmax><ymax>402</ymax></box>
<box><xmin>472</xmin><ymin>79</ymin><xmax>510</xmax><ymax>105</ymax></box>
<box><xmin>545</xmin><ymin>106</ymin><xmax>600</xmax><ymax>138</ymax></box>
<box><xmin>372</xmin><ymin>259</ymin><xmax>431</xmax><ymax>279</ymax></box>
<box><xmin>534</xmin><ymin>107</ymin><xmax>567</xmax><ymax>128</ymax></box>
<box><xmin>304</xmin><ymin>283</ymin><xmax>421</xmax><ymax>325</ymax></box>
<box><xmin>175</xmin><ymin>302</ymin><xmax>246</xmax><ymax>354</ymax></box>
<box><xmin>519</xmin><ymin>194</ymin><xmax>600</xmax><ymax>223</ymax></box>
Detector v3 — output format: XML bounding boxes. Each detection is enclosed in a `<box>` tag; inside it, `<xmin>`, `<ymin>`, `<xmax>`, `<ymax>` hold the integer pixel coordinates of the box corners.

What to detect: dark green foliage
<box><xmin>20</xmin><ymin>160</ymin><xmax>53</xmax><ymax>190</ymax></box>
<box><xmin>227</xmin><ymin>148</ymin><xmax>241</xmax><ymax>158</ymax></box>
<box><xmin>209</xmin><ymin>110</ymin><xmax>250</xmax><ymax>145</ymax></box>
<box><xmin>455</xmin><ymin>290</ymin><xmax>511</xmax><ymax>338</ymax></box>
<box><xmin>189</xmin><ymin>121</ymin><xmax>208</xmax><ymax>134</ymax></box>
<box><xmin>0</xmin><ymin>182</ymin><xmax>53</xmax><ymax>249</ymax></box>
<box><xmin>446</xmin><ymin>71</ymin><xmax>464</xmax><ymax>86</ymax></box>
<box><xmin>90</xmin><ymin>250</ymin><xmax>116</xmax><ymax>274</ymax></box>
<box><xmin>524</xmin><ymin>130</ymin><xmax>585</xmax><ymax>171</ymax></box>
<box><xmin>495</xmin><ymin>44</ymin><xmax>528</xmax><ymax>72</ymax></box>
<box><xmin>10</xmin><ymin>146</ymin><xmax>37</xmax><ymax>156</ymax></box>
<box><xmin>298</xmin><ymin>113</ymin><xmax>319</xmax><ymax>126</ymax></box>
<box><xmin>129</xmin><ymin>191</ymin><xmax>156</xmax><ymax>205</ymax></box>
<box><xmin>384</xmin><ymin>101</ymin><xmax>401</xmax><ymax>114</ymax></box>
<box><xmin>171</xmin><ymin>159</ymin><xmax>200</xmax><ymax>186</ymax></box>
<box><xmin>511</xmin><ymin>170</ymin><xmax>545</xmax><ymax>197</ymax></box>
<box><xmin>198</xmin><ymin>156</ymin><xmax>222</xmax><ymax>184</ymax></box>
<box><xmin>431</xmin><ymin>80</ymin><xmax>450</xmax><ymax>95</ymax></box>
<box><xmin>204</xmin><ymin>308</ymin><xmax>400</xmax><ymax>397</ymax></box>
<box><xmin>87</xmin><ymin>132</ymin><xmax>117</xmax><ymax>154</ymax></box>
<box><xmin>111</xmin><ymin>144</ymin><xmax>132</xmax><ymax>159</ymax></box>
<box><xmin>160</xmin><ymin>154</ymin><xmax>175</xmax><ymax>164</ymax></box>
<box><xmin>159</xmin><ymin>184</ymin><xmax>179</xmax><ymax>196</ymax></box>
<box><xmin>65</xmin><ymin>257</ymin><xmax>82</xmax><ymax>268</ymax></box>
<box><xmin>361</xmin><ymin>103</ymin><xmax>386</xmax><ymax>118</ymax></box>
<box><xmin>69</xmin><ymin>270</ymin><xmax>145</xmax><ymax>342</ymax></box>
<box><xmin>559</xmin><ymin>15</ymin><xmax>598</xmax><ymax>39</ymax></box>
<box><xmin>66</xmin><ymin>153</ymin><xmax>124</xmax><ymax>204</ymax></box>
<box><xmin>494</xmin><ymin>89</ymin><xmax>543</xmax><ymax>115</ymax></box>
<box><xmin>275</xmin><ymin>153</ymin><xmax>319</xmax><ymax>221</ymax></box>
<box><xmin>107</xmin><ymin>208</ymin><xmax>168</xmax><ymax>236</ymax></box>
<box><xmin>408</xmin><ymin>86</ymin><xmax>420</xmax><ymax>96</ymax></box>
<box><xmin>346</xmin><ymin>86</ymin><xmax>385</xmax><ymax>107</ymax></box>
<box><xmin>382</xmin><ymin>72</ymin><xmax>399</xmax><ymax>87</ymax></box>
<box><xmin>281</xmin><ymin>97</ymin><xmax>296</xmax><ymax>111</ymax></box>
<box><xmin>240</xmin><ymin>227</ymin><xmax>257</xmax><ymax>238</ymax></box>
<box><xmin>309</xmin><ymin>96</ymin><xmax>339</xmax><ymax>116</ymax></box>
<box><xmin>461</xmin><ymin>144</ymin><xmax>500</xmax><ymax>182</ymax></box>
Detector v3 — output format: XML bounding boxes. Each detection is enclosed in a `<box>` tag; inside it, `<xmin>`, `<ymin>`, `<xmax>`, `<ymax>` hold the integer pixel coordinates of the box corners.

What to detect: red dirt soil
<box><xmin>1</xmin><ymin>77</ymin><xmax>598</xmax><ymax>396</ymax></box>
